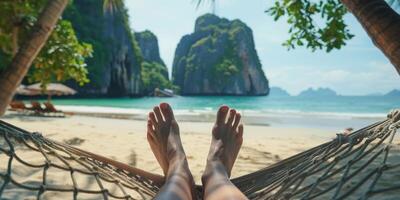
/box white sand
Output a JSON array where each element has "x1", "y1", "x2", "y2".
[{"x1": 1, "y1": 114, "x2": 332, "y2": 183}]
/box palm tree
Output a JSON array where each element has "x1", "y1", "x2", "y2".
[
  {"x1": 0, "y1": 0, "x2": 123, "y2": 115},
  {"x1": 0, "y1": 0, "x2": 68, "y2": 115},
  {"x1": 340, "y1": 0, "x2": 400, "y2": 75}
]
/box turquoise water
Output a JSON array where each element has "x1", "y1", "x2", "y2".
[{"x1": 49, "y1": 96, "x2": 399, "y2": 115}]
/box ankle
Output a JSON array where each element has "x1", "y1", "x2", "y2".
[
  {"x1": 166, "y1": 153, "x2": 190, "y2": 175},
  {"x1": 201, "y1": 160, "x2": 229, "y2": 185},
  {"x1": 168, "y1": 151, "x2": 186, "y2": 165},
  {"x1": 166, "y1": 156, "x2": 195, "y2": 190}
]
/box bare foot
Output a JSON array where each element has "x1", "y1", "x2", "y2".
[
  {"x1": 147, "y1": 103, "x2": 186, "y2": 176},
  {"x1": 204, "y1": 105, "x2": 243, "y2": 178},
  {"x1": 147, "y1": 103, "x2": 196, "y2": 199},
  {"x1": 201, "y1": 106, "x2": 247, "y2": 200}
]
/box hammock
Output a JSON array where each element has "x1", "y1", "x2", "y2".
[{"x1": 0, "y1": 110, "x2": 399, "y2": 199}]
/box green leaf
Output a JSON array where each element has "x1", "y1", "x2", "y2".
[{"x1": 265, "y1": 0, "x2": 353, "y2": 52}]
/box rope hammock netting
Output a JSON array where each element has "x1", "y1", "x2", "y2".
[{"x1": 0, "y1": 110, "x2": 399, "y2": 199}]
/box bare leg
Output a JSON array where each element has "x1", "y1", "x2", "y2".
[
  {"x1": 147, "y1": 103, "x2": 196, "y2": 200},
  {"x1": 202, "y1": 106, "x2": 248, "y2": 200}
]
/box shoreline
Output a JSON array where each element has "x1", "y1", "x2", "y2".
[{"x1": 53, "y1": 105, "x2": 388, "y2": 131}]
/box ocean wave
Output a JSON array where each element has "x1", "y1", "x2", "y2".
[{"x1": 56, "y1": 105, "x2": 387, "y2": 119}]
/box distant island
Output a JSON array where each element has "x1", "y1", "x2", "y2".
[
  {"x1": 271, "y1": 87, "x2": 400, "y2": 97},
  {"x1": 269, "y1": 87, "x2": 291, "y2": 97},
  {"x1": 384, "y1": 89, "x2": 400, "y2": 97},
  {"x1": 297, "y1": 87, "x2": 337, "y2": 97}
]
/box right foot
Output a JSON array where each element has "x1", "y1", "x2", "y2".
[{"x1": 203, "y1": 105, "x2": 243, "y2": 179}]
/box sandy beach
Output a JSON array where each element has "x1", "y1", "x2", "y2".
[{"x1": 1, "y1": 109, "x2": 352, "y2": 183}]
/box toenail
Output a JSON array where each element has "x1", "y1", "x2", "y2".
[{"x1": 160, "y1": 103, "x2": 168, "y2": 108}]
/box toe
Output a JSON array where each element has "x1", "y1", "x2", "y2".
[
  {"x1": 160, "y1": 103, "x2": 175, "y2": 121},
  {"x1": 147, "y1": 131, "x2": 154, "y2": 143},
  {"x1": 233, "y1": 113, "x2": 241, "y2": 130},
  {"x1": 216, "y1": 105, "x2": 229, "y2": 125},
  {"x1": 236, "y1": 124, "x2": 244, "y2": 146},
  {"x1": 149, "y1": 112, "x2": 158, "y2": 126},
  {"x1": 153, "y1": 106, "x2": 164, "y2": 123},
  {"x1": 147, "y1": 119, "x2": 155, "y2": 133},
  {"x1": 147, "y1": 129, "x2": 157, "y2": 148},
  {"x1": 147, "y1": 120, "x2": 156, "y2": 140},
  {"x1": 237, "y1": 124, "x2": 244, "y2": 139},
  {"x1": 226, "y1": 109, "x2": 236, "y2": 126}
]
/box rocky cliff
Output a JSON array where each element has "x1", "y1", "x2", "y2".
[
  {"x1": 172, "y1": 14, "x2": 269, "y2": 95},
  {"x1": 135, "y1": 30, "x2": 168, "y2": 79},
  {"x1": 135, "y1": 30, "x2": 175, "y2": 94},
  {"x1": 63, "y1": 0, "x2": 142, "y2": 97}
]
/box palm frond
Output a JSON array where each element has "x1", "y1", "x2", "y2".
[
  {"x1": 193, "y1": 0, "x2": 205, "y2": 9},
  {"x1": 193, "y1": 0, "x2": 216, "y2": 14},
  {"x1": 103, "y1": 0, "x2": 123, "y2": 13}
]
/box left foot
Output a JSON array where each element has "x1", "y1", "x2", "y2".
[
  {"x1": 147, "y1": 103, "x2": 196, "y2": 199},
  {"x1": 146, "y1": 103, "x2": 187, "y2": 175}
]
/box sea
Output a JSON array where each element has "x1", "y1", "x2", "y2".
[
  {"x1": 45, "y1": 95, "x2": 400, "y2": 131},
  {"x1": 50, "y1": 95, "x2": 399, "y2": 117}
]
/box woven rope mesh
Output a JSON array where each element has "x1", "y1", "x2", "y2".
[
  {"x1": 0, "y1": 109, "x2": 399, "y2": 199},
  {"x1": 232, "y1": 110, "x2": 400, "y2": 200},
  {"x1": 0, "y1": 121, "x2": 160, "y2": 200}
]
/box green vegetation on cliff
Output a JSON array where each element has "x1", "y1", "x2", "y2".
[
  {"x1": 64, "y1": 0, "x2": 143, "y2": 88},
  {"x1": 141, "y1": 61, "x2": 177, "y2": 94},
  {"x1": 63, "y1": 2, "x2": 108, "y2": 87},
  {"x1": 64, "y1": 1, "x2": 172, "y2": 96},
  {"x1": 135, "y1": 30, "x2": 177, "y2": 94},
  {"x1": 186, "y1": 15, "x2": 249, "y2": 85},
  {"x1": 211, "y1": 39, "x2": 241, "y2": 85}
]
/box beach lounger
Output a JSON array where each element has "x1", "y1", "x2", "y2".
[
  {"x1": 27, "y1": 101, "x2": 45, "y2": 114},
  {"x1": 43, "y1": 102, "x2": 65, "y2": 117},
  {"x1": 8, "y1": 101, "x2": 28, "y2": 111}
]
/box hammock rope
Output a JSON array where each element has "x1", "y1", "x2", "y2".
[
  {"x1": 231, "y1": 110, "x2": 400, "y2": 199},
  {"x1": 0, "y1": 110, "x2": 399, "y2": 199},
  {"x1": 0, "y1": 121, "x2": 160, "y2": 199}
]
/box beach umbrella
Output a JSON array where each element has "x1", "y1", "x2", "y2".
[
  {"x1": 15, "y1": 84, "x2": 40, "y2": 96},
  {"x1": 26, "y1": 83, "x2": 77, "y2": 102}
]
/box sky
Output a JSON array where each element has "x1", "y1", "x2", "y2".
[{"x1": 125, "y1": 0, "x2": 400, "y2": 96}]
